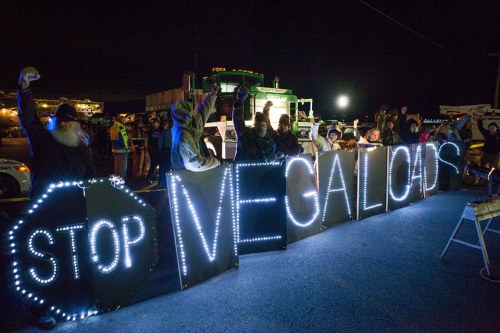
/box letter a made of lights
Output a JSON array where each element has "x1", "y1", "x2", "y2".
[
  {"x1": 321, "y1": 154, "x2": 352, "y2": 222},
  {"x1": 285, "y1": 157, "x2": 320, "y2": 227}
]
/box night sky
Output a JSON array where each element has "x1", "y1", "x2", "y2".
[{"x1": 1, "y1": 0, "x2": 499, "y2": 119}]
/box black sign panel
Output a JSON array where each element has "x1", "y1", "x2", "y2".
[
  {"x1": 317, "y1": 150, "x2": 355, "y2": 227},
  {"x1": 8, "y1": 178, "x2": 158, "y2": 322},
  {"x1": 167, "y1": 165, "x2": 238, "y2": 289},
  {"x1": 85, "y1": 179, "x2": 158, "y2": 311},
  {"x1": 438, "y1": 141, "x2": 466, "y2": 190},
  {"x1": 423, "y1": 142, "x2": 440, "y2": 197},
  {"x1": 387, "y1": 145, "x2": 423, "y2": 210},
  {"x1": 234, "y1": 162, "x2": 287, "y2": 254},
  {"x1": 357, "y1": 146, "x2": 387, "y2": 220},
  {"x1": 285, "y1": 155, "x2": 322, "y2": 243}
]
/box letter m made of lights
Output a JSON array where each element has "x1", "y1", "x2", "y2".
[{"x1": 167, "y1": 164, "x2": 238, "y2": 289}]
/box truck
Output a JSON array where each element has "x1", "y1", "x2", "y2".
[
  {"x1": 145, "y1": 68, "x2": 316, "y2": 159},
  {"x1": 439, "y1": 104, "x2": 500, "y2": 141}
]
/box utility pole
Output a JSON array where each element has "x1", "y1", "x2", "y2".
[{"x1": 490, "y1": 53, "x2": 500, "y2": 109}]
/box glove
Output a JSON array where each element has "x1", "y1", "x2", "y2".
[
  {"x1": 19, "y1": 67, "x2": 41, "y2": 89},
  {"x1": 236, "y1": 86, "x2": 250, "y2": 103}
]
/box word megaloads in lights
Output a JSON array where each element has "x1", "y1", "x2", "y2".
[
  {"x1": 8, "y1": 178, "x2": 158, "y2": 322},
  {"x1": 7, "y1": 142, "x2": 462, "y2": 322}
]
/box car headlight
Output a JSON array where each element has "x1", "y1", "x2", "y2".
[{"x1": 16, "y1": 165, "x2": 30, "y2": 173}]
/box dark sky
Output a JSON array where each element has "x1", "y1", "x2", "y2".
[{"x1": 1, "y1": 0, "x2": 500, "y2": 119}]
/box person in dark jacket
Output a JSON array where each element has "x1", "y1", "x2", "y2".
[
  {"x1": 399, "y1": 107, "x2": 421, "y2": 144},
  {"x1": 157, "y1": 119, "x2": 172, "y2": 187},
  {"x1": 17, "y1": 67, "x2": 96, "y2": 329},
  {"x1": 381, "y1": 119, "x2": 401, "y2": 146},
  {"x1": 274, "y1": 114, "x2": 302, "y2": 157},
  {"x1": 233, "y1": 86, "x2": 283, "y2": 162},
  {"x1": 478, "y1": 116, "x2": 500, "y2": 169},
  {"x1": 146, "y1": 118, "x2": 161, "y2": 183},
  {"x1": 17, "y1": 67, "x2": 96, "y2": 199}
]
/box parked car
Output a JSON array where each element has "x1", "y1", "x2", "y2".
[{"x1": 0, "y1": 158, "x2": 30, "y2": 198}]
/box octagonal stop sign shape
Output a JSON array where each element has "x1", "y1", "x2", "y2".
[{"x1": 8, "y1": 178, "x2": 158, "y2": 322}]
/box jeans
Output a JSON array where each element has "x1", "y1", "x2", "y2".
[{"x1": 113, "y1": 153, "x2": 129, "y2": 179}]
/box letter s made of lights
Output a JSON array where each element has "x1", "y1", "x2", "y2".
[
  {"x1": 28, "y1": 229, "x2": 59, "y2": 285},
  {"x1": 438, "y1": 142, "x2": 460, "y2": 174}
]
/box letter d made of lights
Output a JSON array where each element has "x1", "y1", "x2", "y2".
[{"x1": 7, "y1": 178, "x2": 158, "y2": 322}]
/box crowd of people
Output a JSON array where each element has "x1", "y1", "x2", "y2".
[{"x1": 11, "y1": 66, "x2": 500, "y2": 330}]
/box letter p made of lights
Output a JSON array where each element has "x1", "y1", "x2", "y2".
[{"x1": 7, "y1": 178, "x2": 158, "y2": 322}]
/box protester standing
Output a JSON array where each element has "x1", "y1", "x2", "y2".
[
  {"x1": 110, "y1": 116, "x2": 131, "y2": 179},
  {"x1": 157, "y1": 119, "x2": 172, "y2": 187}
]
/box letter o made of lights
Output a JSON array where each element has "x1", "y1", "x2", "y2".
[
  {"x1": 388, "y1": 146, "x2": 411, "y2": 202},
  {"x1": 285, "y1": 157, "x2": 320, "y2": 227},
  {"x1": 90, "y1": 220, "x2": 120, "y2": 274}
]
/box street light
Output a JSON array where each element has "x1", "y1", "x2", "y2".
[
  {"x1": 336, "y1": 95, "x2": 349, "y2": 109},
  {"x1": 336, "y1": 95, "x2": 349, "y2": 121}
]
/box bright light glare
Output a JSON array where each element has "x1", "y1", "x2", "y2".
[{"x1": 336, "y1": 95, "x2": 349, "y2": 109}]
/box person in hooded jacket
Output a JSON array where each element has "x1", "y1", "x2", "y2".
[
  {"x1": 310, "y1": 122, "x2": 342, "y2": 153},
  {"x1": 171, "y1": 85, "x2": 220, "y2": 171},
  {"x1": 232, "y1": 86, "x2": 283, "y2": 162}
]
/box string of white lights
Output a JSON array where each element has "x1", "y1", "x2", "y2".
[
  {"x1": 321, "y1": 154, "x2": 352, "y2": 222},
  {"x1": 424, "y1": 143, "x2": 439, "y2": 191},
  {"x1": 388, "y1": 146, "x2": 411, "y2": 202}
]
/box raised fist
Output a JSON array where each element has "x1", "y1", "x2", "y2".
[
  {"x1": 353, "y1": 119, "x2": 359, "y2": 127},
  {"x1": 401, "y1": 106, "x2": 407, "y2": 115},
  {"x1": 209, "y1": 84, "x2": 219, "y2": 95},
  {"x1": 236, "y1": 86, "x2": 250, "y2": 103},
  {"x1": 19, "y1": 67, "x2": 41, "y2": 89}
]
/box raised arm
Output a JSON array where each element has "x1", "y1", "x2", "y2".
[
  {"x1": 232, "y1": 86, "x2": 250, "y2": 138},
  {"x1": 195, "y1": 85, "x2": 218, "y2": 125},
  {"x1": 17, "y1": 67, "x2": 46, "y2": 151}
]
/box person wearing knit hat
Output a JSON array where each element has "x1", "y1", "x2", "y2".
[
  {"x1": 16, "y1": 66, "x2": 96, "y2": 329},
  {"x1": 274, "y1": 114, "x2": 302, "y2": 157},
  {"x1": 310, "y1": 119, "x2": 343, "y2": 153},
  {"x1": 170, "y1": 85, "x2": 220, "y2": 171},
  {"x1": 232, "y1": 87, "x2": 283, "y2": 162}
]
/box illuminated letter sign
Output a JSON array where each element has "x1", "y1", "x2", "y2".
[
  {"x1": 235, "y1": 162, "x2": 287, "y2": 254},
  {"x1": 8, "y1": 178, "x2": 158, "y2": 321},
  {"x1": 317, "y1": 150, "x2": 355, "y2": 227},
  {"x1": 285, "y1": 156, "x2": 321, "y2": 243},
  {"x1": 357, "y1": 147, "x2": 387, "y2": 220},
  {"x1": 167, "y1": 165, "x2": 238, "y2": 289},
  {"x1": 438, "y1": 141, "x2": 465, "y2": 190},
  {"x1": 424, "y1": 142, "x2": 439, "y2": 197},
  {"x1": 388, "y1": 146, "x2": 411, "y2": 209}
]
